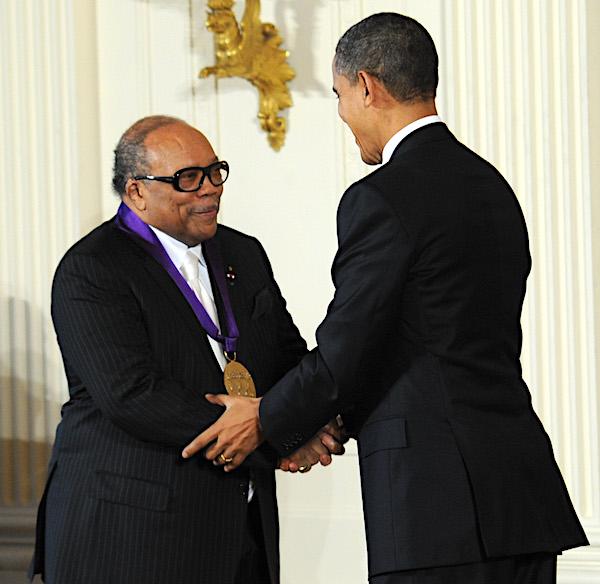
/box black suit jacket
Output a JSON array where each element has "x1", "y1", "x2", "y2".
[
  {"x1": 260, "y1": 124, "x2": 588, "y2": 577},
  {"x1": 30, "y1": 219, "x2": 306, "y2": 584}
]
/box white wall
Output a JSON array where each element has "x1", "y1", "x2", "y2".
[{"x1": 1, "y1": 0, "x2": 598, "y2": 581}]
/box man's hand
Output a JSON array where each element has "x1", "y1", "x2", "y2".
[
  {"x1": 279, "y1": 417, "x2": 347, "y2": 473},
  {"x1": 320, "y1": 416, "x2": 348, "y2": 451},
  {"x1": 279, "y1": 435, "x2": 331, "y2": 474},
  {"x1": 181, "y1": 394, "x2": 262, "y2": 471}
]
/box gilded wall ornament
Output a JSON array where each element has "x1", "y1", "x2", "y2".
[{"x1": 200, "y1": 0, "x2": 296, "y2": 151}]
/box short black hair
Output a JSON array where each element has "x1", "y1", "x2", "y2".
[{"x1": 334, "y1": 13, "x2": 438, "y2": 103}]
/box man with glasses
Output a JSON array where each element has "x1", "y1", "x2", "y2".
[{"x1": 29, "y1": 115, "x2": 342, "y2": 584}]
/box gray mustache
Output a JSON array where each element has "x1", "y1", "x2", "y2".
[{"x1": 190, "y1": 203, "x2": 219, "y2": 214}]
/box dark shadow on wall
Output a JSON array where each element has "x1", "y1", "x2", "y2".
[
  {"x1": 1, "y1": 296, "x2": 58, "y2": 507},
  {"x1": 275, "y1": 0, "x2": 328, "y2": 95},
  {"x1": 0, "y1": 436, "x2": 52, "y2": 507},
  {"x1": 0, "y1": 296, "x2": 57, "y2": 579}
]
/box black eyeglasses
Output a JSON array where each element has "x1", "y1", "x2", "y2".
[{"x1": 134, "y1": 160, "x2": 229, "y2": 192}]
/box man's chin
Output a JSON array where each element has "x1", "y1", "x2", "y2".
[
  {"x1": 183, "y1": 223, "x2": 218, "y2": 246},
  {"x1": 200, "y1": 223, "x2": 218, "y2": 242},
  {"x1": 360, "y1": 153, "x2": 382, "y2": 166},
  {"x1": 357, "y1": 144, "x2": 382, "y2": 166}
]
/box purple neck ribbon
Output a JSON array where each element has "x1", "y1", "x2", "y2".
[{"x1": 115, "y1": 202, "x2": 239, "y2": 354}]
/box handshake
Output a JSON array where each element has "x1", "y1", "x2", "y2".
[
  {"x1": 278, "y1": 416, "x2": 347, "y2": 474},
  {"x1": 181, "y1": 394, "x2": 348, "y2": 474}
]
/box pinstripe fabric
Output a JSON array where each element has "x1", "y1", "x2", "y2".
[{"x1": 29, "y1": 219, "x2": 307, "y2": 584}]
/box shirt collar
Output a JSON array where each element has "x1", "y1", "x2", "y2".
[
  {"x1": 148, "y1": 225, "x2": 206, "y2": 269},
  {"x1": 381, "y1": 114, "x2": 443, "y2": 165}
]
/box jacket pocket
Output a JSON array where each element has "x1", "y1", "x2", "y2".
[
  {"x1": 92, "y1": 470, "x2": 170, "y2": 512},
  {"x1": 359, "y1": 417, "x2": 408, "y2": 459}
]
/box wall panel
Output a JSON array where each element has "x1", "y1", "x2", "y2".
[
  {"x1": 0, "y1": 0, "x2": 79, "y2": 507},
  {"x1": 0, "y1": 0, "x2": 598, "y2": 582},
  {"x1": 0, "y1": 1, "x2": 103, "y2": 575}
]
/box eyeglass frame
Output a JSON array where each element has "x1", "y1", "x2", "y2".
[{"x1": 133, "y1": 160, "x2": 229, "y2": 192}]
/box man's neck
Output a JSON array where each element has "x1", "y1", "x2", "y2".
[{"x1": 378, "y1": 101, "x2": 438, "y2": 151}]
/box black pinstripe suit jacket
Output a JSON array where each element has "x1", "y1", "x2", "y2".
[{"x1": 29, "y1": 218, "x2": 306, "y2": 584}]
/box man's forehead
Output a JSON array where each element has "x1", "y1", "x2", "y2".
[
  {"x1": 145, "y1": 124, "x2": 214, "y2": 158},
  {"x1": 146, "y1": 122, "x2": 205, "y2": 145}
]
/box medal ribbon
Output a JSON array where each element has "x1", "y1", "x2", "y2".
[{"x1": 115, "y1": 202, "x2": 239, "y2": 353}]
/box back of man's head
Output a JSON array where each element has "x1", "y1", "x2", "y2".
[{"x1": 334, "y1": 13, "x2": 438, "y2": 104}]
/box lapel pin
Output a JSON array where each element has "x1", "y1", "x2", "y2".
[{"x1": 226, "y1": 265, "x2": 236, "y2": 286}]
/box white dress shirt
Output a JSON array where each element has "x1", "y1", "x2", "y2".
[
  {"x1": 149, "y1": 226, "x2": 226, "y2": 369},
  {"x1": 149, "y1": 225, "x2": 255, "y2": 501},
  {"x1": 381, "y1": 114, "x2": 443, "y2": 165}
]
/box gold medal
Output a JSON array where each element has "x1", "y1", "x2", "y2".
[{"x1": 223, "y1": 354, "x2": 256, "y2": 398}]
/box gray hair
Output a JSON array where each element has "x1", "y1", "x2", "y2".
[
  {"x1": 112, "y1": 115, "x2": 184, "y2": 196},
  {"x1": 334, "y1": 13, "x2": 438, "y2": 103}
]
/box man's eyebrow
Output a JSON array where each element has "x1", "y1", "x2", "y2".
[{"x1": 332, "y1": 87, "x2": 338, "y2": 95}]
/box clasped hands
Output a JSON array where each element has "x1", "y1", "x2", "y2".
[
  {"x1": 279, "y1": 417, "x2": 346, "y2": 474},
  {"x1": 182, "y1": 393, "x2": 346, "y2": 474}
]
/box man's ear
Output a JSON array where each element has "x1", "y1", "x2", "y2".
[
  {"x1": 125, "y1": 179, "x2": 147, "y2": 211},
  {"x1": 358, "y1": 70, "x2": 389, "y2": 108},
  {"x1": 357, "y1": 71, "x2": 378, "y2": 106}
]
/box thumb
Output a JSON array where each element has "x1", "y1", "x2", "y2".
[{"x1": 205, "y1": 393, "x2": 229, "y2": 407}]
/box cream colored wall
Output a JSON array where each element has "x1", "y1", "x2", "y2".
[
  {"x1": 1, "y1": 0, "x2": 599, "y2": 581},
  {"x1": 1, "y1": 0, "x2": 81, "y2": 506}
]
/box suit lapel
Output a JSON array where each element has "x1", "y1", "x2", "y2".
[
  {"x1": 204, "y1": 233, "x2": 248, "y2": 343},
  {"x1": 205, "y1": 232, "x2": 257, "y2": 375},
  {"x1": 114, "y1": 221, "x2": 252, "y2": 372},
  {"x1": 111, "y1": 222, "x2": 216, "y2": 346}
]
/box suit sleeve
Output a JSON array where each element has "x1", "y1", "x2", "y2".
[
  {"x1": 52, "y1": 251, "x2": 225, "y2": 447},
  {"x1": 244, "y1": 238, "x2": 308, "y2": 468},
  {"x1": 259, "y1": 182, "x2": 414, "y2": 455}
]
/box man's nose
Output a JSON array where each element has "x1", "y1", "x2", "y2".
[{"x1": 195, "y1": 179, "x2": 221, "y2": 197}]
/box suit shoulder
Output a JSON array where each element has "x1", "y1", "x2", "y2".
[
  {"x1": 61, "y1": 218, "x2": 124, "y2": 257},
  {"x1": 216, "y1": 223, "x2": 259, "y2": 242},
  {"x1": 340, "y1": 169, "x2": 407, "y2": 218},
  {"x1": 349, "y1": 135, "x2": 514, "y2": 206},
  {"x1": 215, "y1": 224, "x2": 265, "y2": 254},
  {"x1": 55, "y1": 218, "x2": 135, "y2": 277}
]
